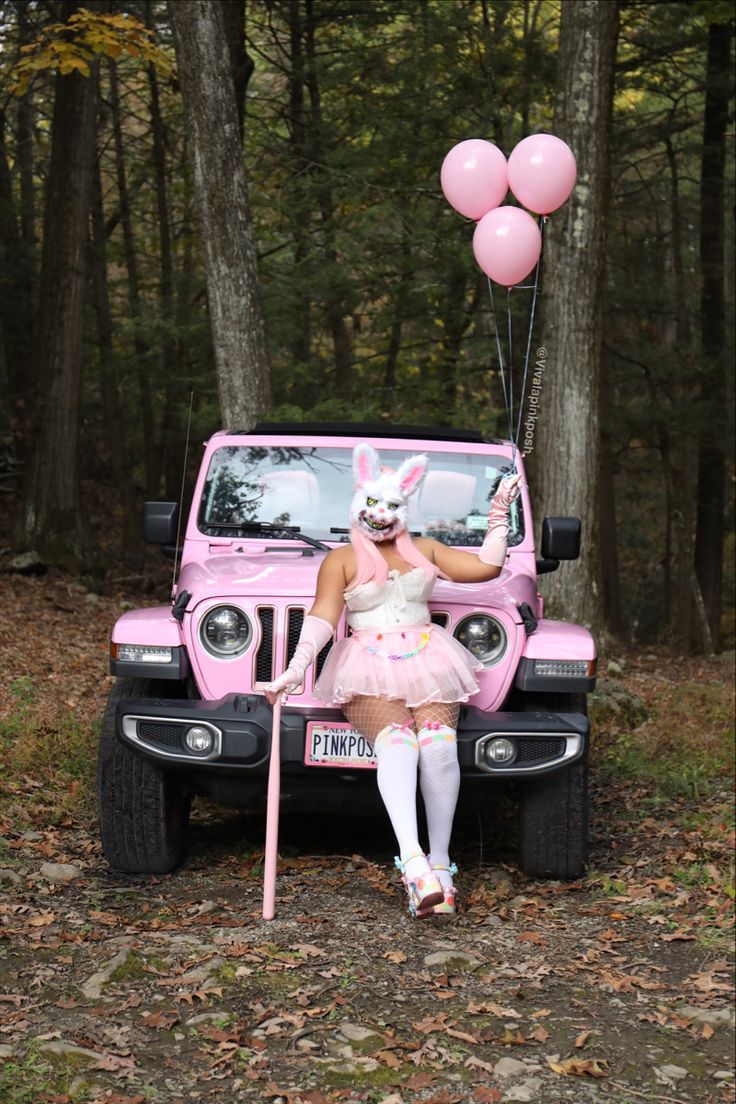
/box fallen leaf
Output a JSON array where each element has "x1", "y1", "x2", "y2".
[
  {"x1": 406, "y1": 1072, "x2": 436, "y2": 1089},
  {"x1": 575, "y1": 1029, "x2": 591, "y2": 1048},
  {"x1": 527, "y1": 1024, "x2": 550, "y2": 1042},
  {"x1": 28, "y1": 913, "x2": 56, "y2": 927},
  {"x1": 472, "y1": 1090, "x2": 502, "y2": 1103},
  {"x1": 374, "y1": 1047, "x2": 403, "y2": 1068},
  {"x1": 143, "y1": 1010, "x2": 181, "y2": 1030},
  {"x1": 384, "y1": 949, "x2": 407, "y2": 964},
  {"x1": 465, "y1": 1054, "x2": 495, "y2": 1074},
  {"x1": 517, "y1": 930, "x2": 546, "y2": 945},
  {"x1": 290, "y1": 943, "x2": 326, "y2": 958},
  {"x1": 548, "y1": 1056, "x2": 609, "y2": 1077},
  {"x1": 701, "y1": 1022, "x2": 715, "y2": 1040}
]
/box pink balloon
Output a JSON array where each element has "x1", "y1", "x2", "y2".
[
  {"x1": 508, "y1": 134, "x2": 577, "y2": 215},
  {"x1": 440, "y1": 139, "x2": 508, "y2": 220},
  {"x1": 472, "y1": 206, "x2": 542, "y2": 287}
]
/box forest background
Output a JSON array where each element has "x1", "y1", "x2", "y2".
[{"x1": 0, "y1": 0, "x2": 733, "y2": 654}]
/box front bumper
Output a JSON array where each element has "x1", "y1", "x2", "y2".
[{"x1": 116, "y1": 693, "x2": 588, "y2": 780}]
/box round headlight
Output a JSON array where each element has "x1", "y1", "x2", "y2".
[
  {"x1": 454, "y1": 614, "x2": 507, "y2": 668},
  {"x1": 200, "y1": 605, "x2": 251, "y2": 658}
]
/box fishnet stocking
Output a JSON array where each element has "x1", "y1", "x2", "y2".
[
  {"x1": 342, "y1": 695, "x2": 414, "y2": 744},
  {"x1": 342, "y1": 697, "x2": 460, "y2": 746}
]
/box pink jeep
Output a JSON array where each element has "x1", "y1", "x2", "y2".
[{"x1": 98, "y1": 425, "x2": 595, "y2": 879}]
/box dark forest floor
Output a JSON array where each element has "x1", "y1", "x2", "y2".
[{"x1": 0, "y1": 569, "x2": 733, "y2": 1104}]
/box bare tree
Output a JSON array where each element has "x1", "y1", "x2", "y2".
[
  {"x1": 531, "y1": 0, "x2": 619, "y2": 635},
  {"x1": 168, "y1": 0, "x2": 271, "y2": 430}
]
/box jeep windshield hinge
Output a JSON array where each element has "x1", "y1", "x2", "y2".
[{"x1": 172, "y1": 590, "x2": 191, "y2": 623}]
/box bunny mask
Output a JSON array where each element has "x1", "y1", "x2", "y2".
[{"x1": 349, "y1": 443, "x2": 428, "y2": 542}]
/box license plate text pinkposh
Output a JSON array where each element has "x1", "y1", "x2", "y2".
[{"x1": 305, "y1": 722, "x2": 377, "y2": 769}]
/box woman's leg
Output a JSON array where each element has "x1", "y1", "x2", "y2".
[
  {"x1": 412, "y1": 701, "x2": 461, "y2": 890},
  {"x1": 343, "y1": 695, "x2": 436, "y2": 891}
]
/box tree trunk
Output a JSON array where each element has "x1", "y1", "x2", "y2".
[
  {"x1": 90, "y1": 156, "x2": 139, "y2": 558},
  {"x1": 598, "y1": 349, "x2": 622, "y2": 636},
  {"x1": 287, "y1": 0, "x2": 312, "y2": 370},
  {"x1": 694, "y1": 22, "x2": 732, "y2": 653},
  {"x1": 303, "y1": 0, "x2": 353, "y2": 388},
  {"x1": 168, "y1": 0, "x2": 271, "y2": 430},
  {"x1": 0, "y1": 109, "x2": 32, "y2": 433},
  {"x1": 15, "y1": 1, "x2": 99, "y2": 563},
  {"x1": 664, "y1": 133, "x2": 698, "y2": 651},
  {"x1": 532, "y1": 0, "x2": 618, "y2": 635},
  {"x1": 220, "y1": 0, "x2": 253, "y2": 140},
  {"x1": 108, "y1": 59, "x2": 157, "y2": 497}
]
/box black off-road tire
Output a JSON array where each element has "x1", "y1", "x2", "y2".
[
  {"x1": 97, "y1": 677, "x2": 191, "y2": 874},
  {"x1": 517, "y1": 692, "x2": 589, "y2": 879}
]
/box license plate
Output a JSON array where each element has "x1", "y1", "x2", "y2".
[{"x1": 305, "y1": 721, "x2": 377, "y2": 769}]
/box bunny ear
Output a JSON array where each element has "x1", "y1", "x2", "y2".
[
  {"x1": 353, "y1": 442, "x2": 380, "y2": 485},
  {"x1": 395, "y1": 453, "x2": 428, "y2": 496}
]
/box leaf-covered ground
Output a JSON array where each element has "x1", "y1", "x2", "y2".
[{"x1": 0, "y1": 570, "x2": 734, "y2": 1104}]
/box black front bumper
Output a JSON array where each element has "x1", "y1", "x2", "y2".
[{"x1": 116, "y1": 693, "x2": 588, "y2": 784}]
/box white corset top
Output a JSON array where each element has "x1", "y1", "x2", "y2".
[{"x1": 344, "y1": 567, "x2": 435, "y2": 631}]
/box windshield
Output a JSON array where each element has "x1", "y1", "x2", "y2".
[{"x1": 198, "y1": 445, "x2": 524, "y2": 547}]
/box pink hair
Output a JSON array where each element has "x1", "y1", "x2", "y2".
[{"x1": 348, "y1": 526, "x2": 437, "y2": 589}]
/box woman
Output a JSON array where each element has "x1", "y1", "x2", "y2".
[{"x1": 265, "y1": 443, "x2": 520, "y2": 917}]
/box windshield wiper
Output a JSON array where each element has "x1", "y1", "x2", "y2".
[{"x1": 205, "y1": 522, "x2": 330, "y2": 552}]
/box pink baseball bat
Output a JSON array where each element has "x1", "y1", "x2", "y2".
[{"x1": 262, "y1": 691, "x2": 283, "y2": 921}]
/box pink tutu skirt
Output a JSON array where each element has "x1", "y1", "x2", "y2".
[{"x1": 313, "y1": 623, "x2": 482, "y2": 708}]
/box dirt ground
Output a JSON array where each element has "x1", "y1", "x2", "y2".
[{"x1": 0, "y1": 570, "x2": 734, "y2": 1104}]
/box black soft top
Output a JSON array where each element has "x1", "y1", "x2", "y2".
[{"x1": 245, "y1": 421, "x2": 503, "y2": 444}]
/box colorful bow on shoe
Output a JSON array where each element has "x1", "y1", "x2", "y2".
[{"x1": 394, "y1": 854, "x2": 444, "y2": 918}]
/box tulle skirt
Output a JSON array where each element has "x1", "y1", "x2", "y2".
[{"x1": 313, "y1": 623, "x2": 482, "y2": 708}]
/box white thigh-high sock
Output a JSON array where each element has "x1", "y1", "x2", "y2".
[
  {"x1": 374, "y1": 723, "x2": 425, "y2": 882},
  {"x1": 418, "y1": 725, "x2": 460, "y2": 889}
]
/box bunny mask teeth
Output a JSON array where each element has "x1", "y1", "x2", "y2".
[{"x1": 358, "y1": 510, "x2": 402, "y2": 539}]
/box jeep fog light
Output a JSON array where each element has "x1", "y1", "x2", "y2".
[
  {"x1": 533, "y1": 659, "x2": 593, "y2": 678},
  {"x1": 484, "y1": 737, "x2": 516, "y2": 764},
  {"x1": 185, "y1": 726, "x2": 214, "y2": 753},
  {"x1": 200, "y1": 605, "x2": 251, "y2": 658},
  {"x1": 454, "y1": 615, "x2": 507, "y2": 667},
  {"x1": 115, "y1": 643, "x2": 173, "y2": 664}
]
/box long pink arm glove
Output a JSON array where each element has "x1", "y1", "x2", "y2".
[
  {"x1": 264, "y1": 615, "x2": 334, "y2": 703},
  {"x1": 479, "y1": 473, "x2": 522, "y2": 567}
]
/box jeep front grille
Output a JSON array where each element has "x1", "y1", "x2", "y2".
[
  {"x1": 315, "y1": 637, "x2": 333, "y2": 677},
  {"x1": 286, "y1": 607, "x2": 305, "y2": 665},
  {"x1": 255, "y1": 607, "x2": 275, "y2": 682},
  {"x1": 138, "y1": 721, "x2": 185, "y2": 750},
  {"x1": 516, "y1": 737, "x2": 566, "y2": 764}
]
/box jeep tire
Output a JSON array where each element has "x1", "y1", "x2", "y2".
[
  {"x1": 517, "y1": 692, "x2": 588, "y2": 879},
  {"x1": 98, "y1": 677, "x2": 191, "y2": 874}
]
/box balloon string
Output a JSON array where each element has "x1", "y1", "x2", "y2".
[
  {"x1": 513, "y1": 215, "x2": 545, "y2": 450},
  {"x1": 506, "y1": 287, "x2": 516, "y2": 473},
  {"x1": 487, "y1": 277, "x2": 515, "y2": 460}
]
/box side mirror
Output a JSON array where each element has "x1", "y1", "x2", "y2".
[
  {"x1": 144, "y1": 501, "x2": 179, "y2": 545},
  {"x1": 537, "y1": 516, "x2": 581, "y2": 574}
]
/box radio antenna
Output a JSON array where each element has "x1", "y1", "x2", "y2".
[{"x1": 172, "y1": 391, "x2": 194, "y2": 597}]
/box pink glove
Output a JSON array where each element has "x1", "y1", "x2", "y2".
[
  {"x1": 479, "y1": 473, "x2": 522, "y2": 567},
  {"x1": 264, "y1": 615, "x2": 334, "y2": 704}
]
